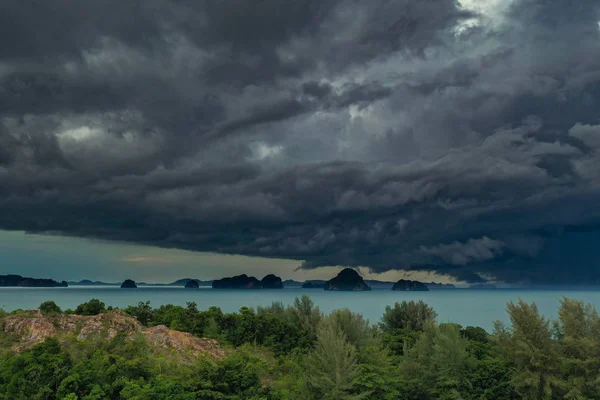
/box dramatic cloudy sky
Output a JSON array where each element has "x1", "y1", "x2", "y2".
[{"x1": 1, "y1": 0, "x2": 600, "y2": 284}]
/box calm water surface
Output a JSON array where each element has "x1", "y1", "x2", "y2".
[{"x1": 1, "y1": 287, "x2": 599, "y2": 331}]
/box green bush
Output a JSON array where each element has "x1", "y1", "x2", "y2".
[
  {"x1": 74, "y1": 298, "x2": 106, "y2": 316},
  {"x1": 39, "y1": 300, "x2": 62, "y2": 315}
]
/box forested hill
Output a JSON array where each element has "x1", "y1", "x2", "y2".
[{"x1": 1, "y1": 296, "x2": 598, "y2": 399}]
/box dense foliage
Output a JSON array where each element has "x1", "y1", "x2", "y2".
[{"x1": 0, "y1": 296, "x2": 599, "y2": 399}]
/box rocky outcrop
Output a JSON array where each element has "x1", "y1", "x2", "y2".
[
  {"x1": 184, "y1": 279, "x2": 200, "y2": 289},
  {"x1": 0, "y1": 274, "x2": 67, "y2": 287},
  {"x1": 324, "y1": 269, "x2": 371, "y2": 291},
  {"x1": 1, "y1": 310, "x2": 224, "y2": 358},
  {"x1": 121, "y1": 279, "x2": 137, "y2": 288},
  {"x1": 212, "y1": 274, "x2": 262, "y2": 289},
  {"x1": 392, "y1": 279, "x2": 429, "y2": 291},
  {"x1": 144, "y1": 325, "x2": 224, "y2": 358},
  {"x1": 261, "y1": 274, "x2": 283, "y2": 289}
]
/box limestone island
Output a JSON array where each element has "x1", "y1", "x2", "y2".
[
  {"x1": 261, "y1": 274, "x2": 283, "y2": 289},
  {"x1": 120, "y1": 279, "x2": 138, "y2": 289},
  {"x1": 392, "y1": 279, "x2": 429, "y2": 291},
  {"x1": 324, "y1": 269, "x2": 371, "y2": 291},
  {"x1": 184, "y1": 279, "x2": 200, "y2": 289},
  {"x1": 0, "y1": 274, "x2": 68, "y2": 287}
]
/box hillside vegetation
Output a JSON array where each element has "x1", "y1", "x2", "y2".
[{"x1": 1, "y1": 296, "x2": 599, "y2": 399}]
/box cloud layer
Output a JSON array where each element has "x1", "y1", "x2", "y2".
[{"x1": 1, "y1": 0, "x2": 600, "y2": 283}]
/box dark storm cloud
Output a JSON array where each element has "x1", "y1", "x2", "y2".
[{"x1": 1, "y1": 0, "x2": 600, "y2": 283}]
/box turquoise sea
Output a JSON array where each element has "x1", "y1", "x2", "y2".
[{"x1": 2, "y1": 287, "x2": 599, "y2": 331}]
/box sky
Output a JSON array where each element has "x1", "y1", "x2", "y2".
[{"x1": 1, "y1": 0, "x2": 600, "y2": 284}]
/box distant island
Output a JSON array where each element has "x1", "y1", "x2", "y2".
[
  {"x1": 57, "y1": 275, "x2": 461, "y2": 290},
  {"x1": 302, "y1": 280, "x2": 326, "y2": 289},
  {"x1": 184, "y1": 280, "x2": 200, "y2": 289},
  {"x1": 212, "y1": 274, "x2": 284, "y2": 289},
  {"x1": 469, "y1": 283, "x2": 497, "y2": 290},
  {"x1": 68, "y1": 279, "x2": 119, "y2": 286},
  {"x1": 121, "y1": 279, "x2": 137, "y2": 289},
  {"x1": 392, "y1": 279, "x2": 429, "y2": 291},
  {"x1": 261, "y1": 274, "x2": 283, "y2": 289},
  {"x1": 282, "y1": 279, "x2": 303, "y2": 287},
  {"x1": 324, "y1": 269, "x2": 371, "y2": 291},
  {"x1": 425, "y1": 282, "x2": 456, "y2": 290},
  {"x1": 0, "y1": 274, "x2": 68, "y2": 288}
]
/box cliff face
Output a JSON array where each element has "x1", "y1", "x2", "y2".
[
  {"x1": 260, "y1": 274, "x2": 283, "y2": 289},
  {"x1": 324, "y1": 269, "x2": 371, "y2": 291},
  {"x1": 0, "y1": 274, "x2": 68, "y2": 287},
  {"x1": 392, "y1": 279, "x2": 429, "y2": 291},
  {"x1": 212, "y1": 274, "x2": 262, "y2": 289},
  {"x1": 1, "y1": 310, "x2": 224, "y2": 358}
]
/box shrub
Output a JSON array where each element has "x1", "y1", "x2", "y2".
[
  {"x1": 74, "y1": 299, "x2": 106, "y2": 316},
  {"x1": 39, "y1": 301, "x2": 62, "y2": 315}
]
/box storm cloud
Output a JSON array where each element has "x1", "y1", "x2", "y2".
[{"x1": 1, "y1": 0, "x2": 600, "y2": 283}]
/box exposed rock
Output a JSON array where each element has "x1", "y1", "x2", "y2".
[
  {"x1": 261, "y1": 274, "x2": 283, "y2": 289},
  {"x1": 1, "y1": 310, "x2": 223, "y2": 358},
  {"x1": 324, "y1": 269, "x2": 371, "y2": 291},
  {"x1": 392, "y1": 279, "x2": 429, "y2": 291},
  {"x1": 212, "y1": 274, "x2": 262, "y2": 289},
  {"x1": 144, "y1": 325, "x2": 224, "y2": 358},
  {"x1": 184, "y1": 279, "x2": 200, "y2": 289},
  {"x1": 0, "y1": 274, "x2": 67, "y2": 287},
  {"x1": 301, "y1": 280, "x2": 326, "y2": 289},
  {"x1": 121, "y1": 279, "x2": 137, "y2": 288}
]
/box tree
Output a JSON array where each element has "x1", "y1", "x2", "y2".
[
  {"x1": 39, "y1": 300, "x2": 62, "y2": 315},
  {"x1": 380, "y1": 300, "x2": 437, "y2": 333},
  {"x1": 124, "y1": 301, "x2": 153, "y2": 325},
  {"x1": 299, "y1": 316, "x2": 368, "y2": 400},
  {"x1": 504, "y1": 299, "x2": 558, "y2": 400},
  {"x1": 290, "y1": 295, "x2": 322, "y2": 334},
  {"x1": 74, "y1": 298, "x2": 106, "y2": 316},
  {"x1": 401, "y1": 322, "x2": 475, "y2": 399},
  {"x1": 551, "y1": 297, "x2": 600, "y2": 398},
  {"x1": 326, "y1": 308, "x2": 374, "y2": 350},
  {"x1": 0, "y1": 338, "x2": 72, "y2": 399}
]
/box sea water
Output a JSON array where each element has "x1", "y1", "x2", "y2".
[{"x1": 1, "y1": 287, "x2": 599, "y2": 331}]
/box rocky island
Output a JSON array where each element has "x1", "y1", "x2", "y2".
[
  {"x1": 261, "y1": 274, "x2": 283, "y2": 289},
  {"x1": 392, "y1": 279, "x2": 429, "y2": 291},
  {"x1": 120, "y1": 279, "x2": 137, "y2": 289},
  {"x1": 212, "y1": 274, "x2": 285, "y2": 289},
  {"x1": 324, "y1": 269, "x2": 371, "y2": 291},
  {"x1": 184, "y1": 279, "x2": 200, "y2": 289},
  {"x1": 0, "y1": 274, "x2": 68, "y2": 287},
  {"x1": 212, "y1": 274, "x2": 262, "y2": 289}
]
